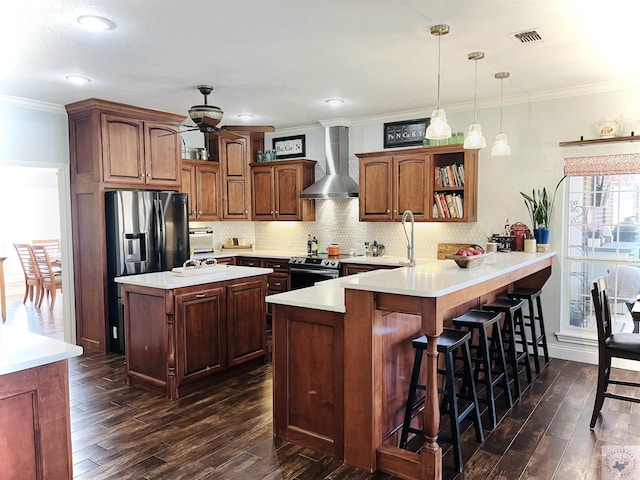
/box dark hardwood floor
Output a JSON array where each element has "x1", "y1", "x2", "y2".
[{"x1": 4, "y1": 292, "x2": 636, "y2": 479}]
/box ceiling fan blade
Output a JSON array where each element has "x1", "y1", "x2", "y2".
[
  {"x1": 159, "y1": 127, "x2": 199, "y2": 137},
  {"x1": 221, "y1": 125, "x2": 275, "y2": 133},
  {"x1": 201, "y1": 116, "x2": 222, "y2": 128}
]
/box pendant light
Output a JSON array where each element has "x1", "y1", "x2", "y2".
[
  {"x1": 463, "y1": 51, "x2": 486, "y2": 149},
  {"x1": 425, "y1": 24, "x2": 452, "y2": 140},
  {"x1": 491, "y1": 72, "x2": 512, "y2": 156}
]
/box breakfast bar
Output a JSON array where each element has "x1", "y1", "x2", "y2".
[{"x1": 268, "y1": 252, "x2": 555, "y2": 479}]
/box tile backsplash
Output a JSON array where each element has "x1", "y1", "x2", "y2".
[{"x1": 192, "y1": 198, "x2": 490, "y2": 258}]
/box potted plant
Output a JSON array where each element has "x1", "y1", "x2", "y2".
[{"x1": 520, "y1": 176, "x2": 566, "y2": 244}]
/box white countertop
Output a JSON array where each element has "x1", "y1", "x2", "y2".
[
  {"x1": 266, "y1": 252, "x2": 556, "y2": 312},
  {"x1": 0, "y1": 325, "x2": 83, "y2": 376},
  {"x1": 115, "y1": 265, "x2": 273, "y2": 289}
]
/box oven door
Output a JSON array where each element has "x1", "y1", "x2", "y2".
[{"x1": 289, "y1": 267, "x2": 339, "y2": 290}]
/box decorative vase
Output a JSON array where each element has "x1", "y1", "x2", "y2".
[{"x1": 534, "y1": 228, "x2": 550, "y2": 244}]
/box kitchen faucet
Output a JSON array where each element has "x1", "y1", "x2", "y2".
[{"x1": 401, "y1": 210, "x2": 416, "y2": 266}]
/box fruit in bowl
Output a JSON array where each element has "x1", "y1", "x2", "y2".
[
  {"x1": 446, "y1": 245, "x2": 489, "y2": 268},
  {"x1": 454, "y1": 245, "x2": 485, "y2": 257}
]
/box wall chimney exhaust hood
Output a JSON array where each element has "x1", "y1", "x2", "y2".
[{"x1": 300, "y1": 121, "x2": 359, "y2": 199}]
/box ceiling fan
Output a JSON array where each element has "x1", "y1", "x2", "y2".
[{"x1": 178, "y1": 84, "x2": 275, "y2": 136}]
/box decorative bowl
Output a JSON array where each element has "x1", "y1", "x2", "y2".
[
  {"x1": 595, "y1": 122, "x2": 623, "y2": 139},
  {"x1": 445, "y1": 252, "x2": 493, "y2": 268}
]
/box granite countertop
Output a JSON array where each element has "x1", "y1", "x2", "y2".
[
  {"x1": 0, "y1": 325, "x2": 83, "y2": 375},
  {"x1": 266, "y1": 252, "x2": 556, "y2": 312},
  {"x1": 115, "y1": 265, "x2": 273, "y2": 289}
]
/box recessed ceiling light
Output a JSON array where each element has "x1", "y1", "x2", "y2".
[
  {"x1": 325, "y1": 98, "x2": 345, "y2": 106},
  {"x1": 77, "y1": 15, "x2": 116, "y2": 31},
  {"x1": 65, "y1": 74, "x2": 91, "y2": 85},
  {"x1": 237, "y1": 113, "x2": 255, "y2": 120}
]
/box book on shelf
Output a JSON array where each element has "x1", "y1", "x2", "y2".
[
  {"x1": 433, "y1": 192, "x2": 464, "y2": 218},
  {"x1": 434, "y1": 164, "x2": 465, "y2": 188}
]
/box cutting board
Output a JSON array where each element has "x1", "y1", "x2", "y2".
[{"x1": 437, "y1": 243, "x2": 476, "y2": 260}]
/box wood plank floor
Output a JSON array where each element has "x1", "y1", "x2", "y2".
[{"x1": 4, "y1": 293, "x2": 638, "y2": 479}]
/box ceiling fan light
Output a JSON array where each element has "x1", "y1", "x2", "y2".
[
  {"x1": 463, "y1": 123, "x2": 486, "y2": 149},
  {"x1": 189, "y1": 105, "x2": 223, "y2": 126},
  {"x1": 491, "y1": 133, "x2": 512, "y2": 156},
  {"x1": 425, "y1": 108, "x2": 451, "y2": 140}
]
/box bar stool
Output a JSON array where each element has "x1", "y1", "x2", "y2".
[
  {"x1": 482, "y1": 297, "x2": 533, "y2": 400},
  {"x1": 399, "y1": 328, "x2": 484, "y2": 473},
  {"x1": 508, "y1": 288, "x2": 550, "y2": 373},
  {"x1": 453, "y1": 309, "x2": 513, "y2": 429}
]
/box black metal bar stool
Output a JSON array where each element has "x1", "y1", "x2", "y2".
[
  {"x1": 508, "y1": 287, "x2": 550, "y2": 373},
  {"x1": 399, "y1": 328, "x2": 484, "y2": 473},
  {"x1": 482, "y1": 297, "x2": 533, "y2": 400},
  {"x1": 453, "y1": 309, "x2": 513, "y2": 429}
]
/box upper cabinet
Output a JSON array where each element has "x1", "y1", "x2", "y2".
[
  {"x1": 356, "y1": 145, "x2": 478, "y2": 222},
  {"x1": 181, "y1": 160, "x2": 221, "y2": 221},
  {"x1": 250, "y1": 159, "x2": 316, "y2": 221},
  {"x1": 206, "y1": 132, "x2": 264, "y2": 221},
  {"x1": 66, "y1": 99, "x2": 184, "y2": 188}
]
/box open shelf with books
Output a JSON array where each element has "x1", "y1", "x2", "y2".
[{"x1": 431, "y1": 149, "x2": 478, "y2": 222}]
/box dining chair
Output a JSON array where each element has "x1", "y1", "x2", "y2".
[
  {"x1": 13, "y1": 243, "x2": 41, "y2": 304},
  {"x1": 29, "y1": 244, "x2": 63, "y2": 310},
  {"x1": 31, "y1": 239, "x2": 61, "y2": 269},
  {"x1": 590, "y1": 276, "x2": 640, "y2": 429}
]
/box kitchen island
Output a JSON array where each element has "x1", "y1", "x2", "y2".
[
  {"x1": 0, "y1": 325, "x2": 83, "y2": 478},
  {"x1": 267, "y1": 252, "x2": 555, "y2": 479},
  {"x1": 116, "y1": 264, "x2": 272, "y2": 399}
]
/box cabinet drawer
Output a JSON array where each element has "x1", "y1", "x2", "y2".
[
  {"x1": 264, "y1": 258, "x2": 290, "y2": 272},
  {"x1": 235, "y1": 257, "x2": 263, "y2": 267},
  {"x1": 268, "y1": 273, "x2": 289, "y2": 292}
]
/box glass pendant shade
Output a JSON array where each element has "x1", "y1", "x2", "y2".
[
  {"x1": 464, "y1": 123, "x2": 486, "y2": 148},
  {"x1": 426, "y1": 108, "x2": 452, "y2": 139},
  {"x1": 464, "y1": 51, "x2": 486, "y2": 150},
  {"x1": 425, "y1": 25, "x2": 451, "y2": 140},
  {"x1": 491, "y1": 133, "x2": 511, "y2": 155},
  {"x1": 491, "y1": 71, "x2": 511, "y2": 157}
]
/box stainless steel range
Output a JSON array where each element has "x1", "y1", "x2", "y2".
[{"x1": 288, "y1": 254, "x2": 344, "y2": 290}]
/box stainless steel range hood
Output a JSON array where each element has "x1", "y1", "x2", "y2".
[{"x1": 300, "y1": 124, "x2": 359, "y2": 198}]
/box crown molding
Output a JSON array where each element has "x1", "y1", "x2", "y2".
[{"x1": 0, "y1": 95, "x2": 67, "y2": 114}]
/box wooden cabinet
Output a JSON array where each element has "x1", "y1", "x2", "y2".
[
  {"x1": 181, "y1": 160, "x2": 221, "y2": 221},
  {"x1": 356, "y1": 145, "x2": 478, "y2": 222},
  {"x1": 65, "y1": 98, "x2": 185, "y2": 352},
  {"x1": 235, "y1": 256, "x2": 290, "y2": 323},
  {"x1": 122, "y1": 274, "x2": 268, "y2": 399},
  {"x1": 206, "y1": 132, "x2": 265, "y2": 220},
  {"x1": 341, "y1": 263, "x2": 399, "y2": 276},
  {"x1": 357, "y1": 151, "x2": 429, "y2": 221},
  {"x1": 250, "y1": 159, "x2": 316, "y2": 221}
]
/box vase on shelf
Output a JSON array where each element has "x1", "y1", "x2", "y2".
[{"x1": 534, "y1": 228, "x2": 550, "y2": 245}]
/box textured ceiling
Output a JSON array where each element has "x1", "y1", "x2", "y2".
[{"x1": 1, "y1": 0, "x2": 639, "y2": 128}]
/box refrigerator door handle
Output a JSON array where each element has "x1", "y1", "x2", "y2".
[
  {"x1": 117, "y1": 193, "x2": 127, "y2": 275},
  {"x1": 154, "y1": 197, "x2": 166, "y2": 264}
]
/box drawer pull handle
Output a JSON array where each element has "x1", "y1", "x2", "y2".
[{"x1": 195, "y1": 294, "x2": 207, "y2": 298}]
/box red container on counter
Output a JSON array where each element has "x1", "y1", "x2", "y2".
[{"x1": 510, "y1": 222, "x2": 531, "y2": 251}]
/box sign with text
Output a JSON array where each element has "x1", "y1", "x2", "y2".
[{"x1": 383, "y1": 118, "x2": 430, "y2": 148}]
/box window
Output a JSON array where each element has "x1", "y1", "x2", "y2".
[{"x1": 563, "y1": 154, "x2": 640, "y2": 335}]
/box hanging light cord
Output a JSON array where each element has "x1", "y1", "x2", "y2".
[
  {"x1": 499, "y1": 77, "x2": 504, "y2": 133},
  {"x1": 472, "y1": 58, "x2": 478, "y2": 123},
  {"x1": 436, "y1": 32, "x2": 442, "y2": 109}
]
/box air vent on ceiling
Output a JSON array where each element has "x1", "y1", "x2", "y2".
[{"x1": 511, "y1": 29, "x2": 545, "y2": 45}]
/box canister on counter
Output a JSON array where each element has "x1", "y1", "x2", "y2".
[{"x1": 510, "y1": 222, "x2": 531, "y2": 251}]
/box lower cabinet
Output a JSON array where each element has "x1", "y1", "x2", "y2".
[
  {"x1": 122, "y1": 275, "x2": 267, "y2": 399},
  {"x1": 341, "y1": 263, "x2": 399, "y2": 276}
]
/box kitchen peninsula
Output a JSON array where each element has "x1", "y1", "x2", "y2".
[
  {"x1": 115, "y1": 264, "x2": 272, "y2": 399},
  {"x1": 267, "y1": 251, "x2": 555, "y2": 480}
]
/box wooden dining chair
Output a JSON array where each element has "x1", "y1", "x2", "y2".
[
  {"x1": 13, "y1": 243, "x2": 41, "y2": 304},
  {"x1": 590, "y1": 276, "x2": 640, "y2": 429},
  {"x1": 29, "y1": 244, "x2": 63, "y2": 310}
]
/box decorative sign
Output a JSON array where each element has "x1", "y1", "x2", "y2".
[
  {"x1": 383, "y1": 118, "x2": 430, "y2": 148},
  {"x1": 273, "y1": 134, "x2": 306, "y2": 159}
]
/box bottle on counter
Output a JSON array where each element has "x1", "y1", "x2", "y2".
[
  {"x1": 307, "y1": 234, "x2": 312, "y2": 255},
  {"x1": 365, "y1": 242, "x2": 371, "y2": 257},
  {"x1": 372, "y1": 240, "x2": 378, "y2": 257},
  {"x1": 311, "y1": 236, "x2": 318, "y2": 255}
]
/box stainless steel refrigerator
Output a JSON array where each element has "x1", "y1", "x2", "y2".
[{"x1": 105, "y1": 190, "x2": 190, "y2": 353}]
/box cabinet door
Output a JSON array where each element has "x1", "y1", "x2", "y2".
[
  {"x1": 196, "y1": 163, "x2": 221, "y2": 221},
  {"x1": 101, "y1": 114, "x2": 145, "y2": 185},
  {"x1": 227, "y1": 279, "x2": 267, "y2": 367},
  {"x1": 175, "y1": 287, "x2": 227, "y2": 383},
  {"x1": 393, "y1": 153, "x2": 430, "y2": 221},
  {"x1": 274, "y1": 164, "x2": 301, "y2": 220},
  {"x1": 144, "y1": 122, "x2": 181, "y2": 187},
  {"x1": 221, "y1": 136, "x2": 250, "y2": 219},
  {"x1": 359, "y1": 157, "x2": 393, "y2": 221},
  {"x1": 251, "y1": 165, "x2": 275, "y2": 220},
  {"x1": 181, "y1": 162, "x2": 197, "y2": 220}
]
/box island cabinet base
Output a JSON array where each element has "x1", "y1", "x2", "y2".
[
  {"x1": 0, "y1": 360, "x2": 73, "y2": 479},
  {"x1": 272, "y1": 304, "x2": 345, "y2": 458},
  {"x1": 122, "y1": 275, "x2": 267, "y2": 400}
]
